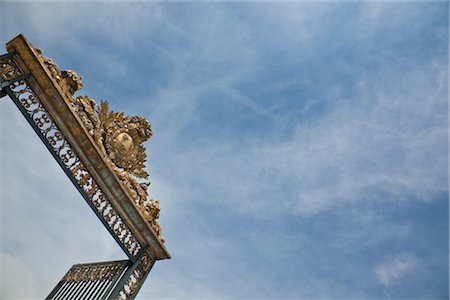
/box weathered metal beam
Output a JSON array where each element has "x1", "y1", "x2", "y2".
[
  {"x1": 1, "y1": 33, "x2": 170, "y2": 300},
  {"x1": 1, "y1": 34, "x2": 170, "y2": 260}
]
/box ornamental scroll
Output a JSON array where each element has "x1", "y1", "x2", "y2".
[
  {"x1": 62, "y1": 261, "x2": 128, "y2": 282},
  {"x1": 35, "y1": 48, "x2": 164, "y2": 242}
]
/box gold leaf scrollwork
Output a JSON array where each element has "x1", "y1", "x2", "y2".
[
  {"x1": 34, "y1": 47, "x2": 165, "y2": 243},
  {"x1": 0, "y1": 57, "x2": 22, "y2": 81},
  {"x1": 62, "y1": 261, "x2": 126, "y2": 282}
]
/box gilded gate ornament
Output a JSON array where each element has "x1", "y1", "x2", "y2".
[
  {"x1": 63, "y1": 261, "x2": 127, "y2": 282},
  {"x1": 2, "y1": 34, "x2": 170, "y2": 300},
  {"x1": 35, "y1": 47, "x2": 164, "y2": 242}
]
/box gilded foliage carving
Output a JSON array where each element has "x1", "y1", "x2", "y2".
[
  {"x1": 0, "y1": 56, "x2": 23, "y2": 81},
  {"x1": 35, "y1": 48, "x2": 164, "y2": 242}
]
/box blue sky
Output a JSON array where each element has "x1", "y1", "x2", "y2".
[{"x1": 0, "y1": 2, "x2": 448, "y2": 299}]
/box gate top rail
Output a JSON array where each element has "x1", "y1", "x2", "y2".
[
  {"x1": 2, "y1": 34, "x2": 170, "y2": 260},
  {"x1": 46, "y1": 260, "x2": 131, "y2": 300}
]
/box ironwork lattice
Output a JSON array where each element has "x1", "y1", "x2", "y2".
[
  {"x1": 46, "y1": 261, "x2": 129, "y2": 300},
  {"x1": 0, "y1": 35, "x2": 169, "y2": 300}
]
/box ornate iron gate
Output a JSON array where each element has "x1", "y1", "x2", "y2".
[
  {"x1": 46, "y1": 261, "x2": 129, "y2": 300},
  {"x1": 0, "y1": 35, "x2": 170, "y2": 300}
]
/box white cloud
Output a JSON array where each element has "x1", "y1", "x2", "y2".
[
  {"x1": 148, "y1": 53, "x2": 447, "y2": 218},
  {"x1": 375, "y1": 253, "x2": 420, "y2": 286},
  {"x1": 132, "y1": 2, "x2": 448, "y2": 219}
]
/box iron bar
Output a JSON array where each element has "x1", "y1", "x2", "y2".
[
  {"x1": 51, "y1": 282, "x2": 69, "y2": 300},
  {"x1": 92, "y1": 279, "x2": 110, "y2": 300},
  {"x1": 100, "y1": 262, "x2": 130, "y2": 300},
  {"x1": 45, "y1": 261, "x2": 129, "y2": 300},
  {"x1": 70, "y1": 280, "x2": 89, "y2": 300}
]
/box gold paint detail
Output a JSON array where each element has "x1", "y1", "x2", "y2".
[
  {"x1": 140, "y1": 253, "x2": 152, "y2": 272},
  {"x1": 5, "y1": 58, "x2": 142, "y2": 257},
  {"x1": 63, "y1": 261, "x2": 126, "y2": 282},
  {"x1": 0, "y1": 56, "x2": 23, "y2": 81},
  {"x1": 35, "y1": 48, "x2": 83, "y2": 99},
  {"x1": 35, "y1": 48, "x2": 165, "y2": 243},
  {"x1": 115, "y1": 255, "x2": 152, "y2": 300},
  {"x1": 116, "y1": 269, "x2": 142, "y2": 300}
]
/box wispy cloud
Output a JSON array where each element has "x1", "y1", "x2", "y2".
[
  {"x1": 0, "y1": 2, "x2": 448, "y2": 300},
  {"x1": 375, "y1": 253, "x2": 420, "y2": 286}
]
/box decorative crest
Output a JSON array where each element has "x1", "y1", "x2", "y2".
[{"x1": 35, "y1": 48, "x2": 164, "y2": 242}]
